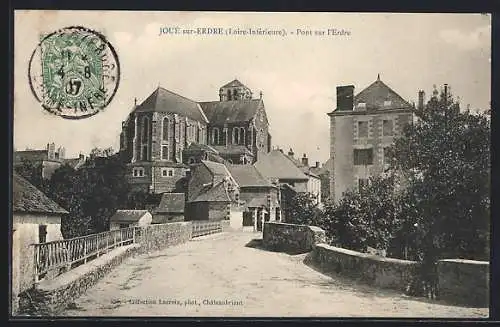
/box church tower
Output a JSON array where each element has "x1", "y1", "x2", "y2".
[{"x1": 219, "y1": 79, "x2": 253, "y2": 101}]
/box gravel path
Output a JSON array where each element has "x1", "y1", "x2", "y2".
[{"x1": 62, "y1": 231, "x2": 488, "y2": 318}]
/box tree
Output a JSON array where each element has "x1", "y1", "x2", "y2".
[
  {"x1": 14, "y1": 159, "x2": 46, "y2": 191},
  {"x1": 284, "y1": 192, "x2": 321, "y2": 226},
  {"x1": 390, "y1": 86, "x2": 490, "y2": 262},
  {"x1": 45, "y1": 147, "x2": 133, "y2": 238},
  {"x1": 321, "y1": 174, "x2": 401, "y2": 252}
]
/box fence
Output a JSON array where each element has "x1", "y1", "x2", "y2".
[
  {"x1": 33, "y1": 227, "x2": 137, "y2": 282},
  {"x1": 191, "y1": 220, "x2": 223, "y2": 237}
]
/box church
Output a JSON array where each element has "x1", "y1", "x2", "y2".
[{"x1": 119, "y1": 79, "x2": 272, "y2": 194}]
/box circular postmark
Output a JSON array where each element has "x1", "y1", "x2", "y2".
[{"x1": 28, "y1": 26, "x2": 120, "y2": 119}]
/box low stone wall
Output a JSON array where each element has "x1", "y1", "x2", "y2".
[
  {"x1": 19, "y1": 244, "x2": 140, "y2": 316},
  {"x1": 310, "y1": 244, "x2": 419, "y2": 293},
  {"x1": 136, "y1": 222, "x2": 193, "y2": 254},
  {"x1": 262, "y1": 222, "x2": 326, "y2": 254},
  {"x1": 437, "y1": 259, "x2": 489, "y2": 307}
]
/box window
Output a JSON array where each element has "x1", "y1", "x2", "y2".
[
  {"x1": 141, "y1": 116, "x2": 150, "y2": 161},
  {"x1": 161, "y1": 168, "x2": 174, "y2": 177},
  {"x1": 384, "y1": 100, "x2": 392, "y2": 107},
  {"x1": 227, "y1": 89, "x2": 232, "y2": 101},
  {"x1": 233, "y1": 128, "x2": 239, "y2": 144},
  {"x1": 240, "y1": 128, "x2": 246, "y2": 145},
  {"x1": 161, "y1": 145, "x2": 169, "y2": 160},
  {"x1": 358, "y1": 178, "x2": 369, "y2": 192},
  {"x1": 38, "y1": 225, "x2": 47, "y2": 243},
  {"x1": 133, "y1": 167, "x2": 144, "y2": 177},
  {"x1": 383, "y1": 147, "x2": 391, "y2": 166},
  {"x1": 383, "y1": 119, "x2": 394, "y2": 136},
  {"x1": 212, "y1": 128, "x2": 220, "y2": 145},
  {"x1": 353, "y1": 148, "x2": 373, "y2": 165},
  {"x1": 162, "y1": 117, "x2": 170, "y2": 141},
  {"x1": 358, "y1": 121, "x2": 368, "y2": 138},
  {"x1": 119, "y1": 223, "x2": 129, "y2": 229},
  {"x1": 357, "y1": 102, "x2": 366, "y2": 110}
]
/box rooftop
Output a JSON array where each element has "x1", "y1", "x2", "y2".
[
  {"x1": 199, "y1": 99, "x2": 263, "y2": 125},
  {"x1": 12, "y1": 172, "x2": 68, "y2": 215},
  {"x1": 226, "y1": 164, "x2": 273, "y2": 188},
  {"x1": 109, "y1": 210, "x2": 151, "y2": 223},
  {"x1": 254, "y1": 150, "x2": 309, "y2": 181},
  {"x1": 153, "y1": 193, "x2": 185, "y2": 213}
]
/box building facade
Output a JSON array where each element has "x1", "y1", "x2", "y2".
[
  {"x1": 119, "y1": 79, "x2": 272, "y2": 194},
  {"x1": 327, "y1": 75, "x2": 413, "y2": 203}
]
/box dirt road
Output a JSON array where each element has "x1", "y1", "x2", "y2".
[{"x1": 62, "y1": 232, "x2": 488, "y2": 318}]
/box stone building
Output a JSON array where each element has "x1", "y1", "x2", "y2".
[
  {"x1": 119, "y1": 87, "x2": 209, "y2": 193},
  {"x1": 327, "y1": 75, "x2": 413, "y2": 203},
  {"x1": 119, "y1": 79, "x2": 272, "y2": 194},
  {"x1": 199, "y1": 79, "x2": 271, "y2": 165},
  {"x1": 11, "y1": 172, "x2": 67, "y2": 315}
]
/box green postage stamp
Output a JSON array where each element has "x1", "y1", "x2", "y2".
[{"x1": 28, "y1": 26, "x2": 120, "y2": 119}]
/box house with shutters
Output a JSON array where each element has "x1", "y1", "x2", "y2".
[
  {"x1": 119, "y1": 79, "x2": 272, "y2": 195},
  {"x1": 327, "y1": 74, "x2": 414, "y2": 203}
]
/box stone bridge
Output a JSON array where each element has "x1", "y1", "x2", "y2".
[{"x1": 57, "y1": 230, "x2": 486, "y2": 318}]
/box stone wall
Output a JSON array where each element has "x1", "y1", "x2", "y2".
[
  {"x1": 19, "y1": 244, "x2": 140, "y2": 316},
  {"x1": 16, "y1": 221, "x2": 200, "y2": 316},
  {"x1": 136, "y1": 222, "x2": 192, "y2": 254},
  {"x1": 262, "y1": 222, "x2": 326, "y2": 254},
  {"x1": 310, "y1": 244, "x2": 419, "y2": 293},
  {"x1": 437, "y1": 259, "x2": 489, "y2": 307}
]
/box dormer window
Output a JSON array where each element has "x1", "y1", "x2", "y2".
[
  {"x1": 384, "y1": 100, "x2": 392, "y2": 107},
  {"x1": 357, "y1": 102, "x2": 366, "y2": 110}
]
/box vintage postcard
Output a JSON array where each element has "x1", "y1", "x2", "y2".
[{"x1": 11, "y1": 11, "x2": 491, "y2": 318}]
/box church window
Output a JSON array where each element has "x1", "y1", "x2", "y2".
[
  {"x1": 233, "y1": 128, "x2": 239, "y2": 145},
  {"x1": 233, "y1": 89, "x2": 238, "y2": 99},
  {"x1": 212, "y1": 128, "x2": 220, "y2": 145},
  {"x1": 239, "y1": 128, "x2": 246, "y2": 145},
  {"x1": 162, "y1": 117, "x2": 170, "y2": 141},
  {"x1": 140, "y1": 116, "x2": 150, "y2": 161},
  {"x1": 227, "y1": 89, "x2": 232, "y2": 101},
  {"x1": 161, "y1": 145, "x2": 169, "y2": 160}
]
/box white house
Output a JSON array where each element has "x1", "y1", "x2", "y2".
[{"x1": 11, "y1": 172, "x2": 68, "y2": 315}]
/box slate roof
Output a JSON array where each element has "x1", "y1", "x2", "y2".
[
  {"x1": 134, "y1": 87, "x2": 209, "y2": 123},
  {"x1": 199, "y1": 99, "x2": 263, "y2": 124},
  {"x1": 254, "y1": 150, "x2": 309, "y2": 181},
  {"x1": 189, "y1": 180, "x2": 232, "y2": 203},
  {"x1": 202, "y1": 160, "x2": 232, "y2": 178},
  {"x1": 154, "y1": 193, "x2": 185, "y2": 213},
  {"x1": 184, "y1": 143, "x2": 219, "y2": 154},
  {"x1": 211, "y1": 145, "x2": 254, "y2": 156},
  {"x1": 109, "y1": 210, "x2": 150, "y2": 222},
  {"x1": 353, "y1": 77, "x2": 412, "y2": 110},
  {"x1": 13, "y1": 150, "x2": 48, "y2": 164},
  {"x1": 12, "y1": 172, "x2": 68, "y2": 215},
  {"x1": 221, "y1": 79, "x2": 247, "y2": 88},
  {"x1": 226, "y1": 164, "x2": 273, "y2": 188}
]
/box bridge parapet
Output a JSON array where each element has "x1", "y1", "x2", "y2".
[{"x1": 262, "y1": 222, "x2": 326, "y2": 254}]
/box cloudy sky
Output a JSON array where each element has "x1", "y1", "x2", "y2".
[{"x1": 14, "y1": 11, "x2": 491, "y2": 163}]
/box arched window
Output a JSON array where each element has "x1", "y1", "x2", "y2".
[
  {"x1": 233, "y1": 127, "x2": 239, "y2": 145},
  {"x1": 227, "y1": 89, "x2": 232, "y2": 101},
  {"x1": 141, "y1": 116, "x2": 150, "y2": 161},
  {"x1": 239, "y1": 128, "x2": 246, "y2": 145},
  {"x1": 233, "y1": 89, "x2": 238, "y2": 99},
  {"x1": 162, "y1": 117, "x2": 170, "y2": 142},
  {"x1": 212, "y1": 127, "x2": 220, "y2": 145}
]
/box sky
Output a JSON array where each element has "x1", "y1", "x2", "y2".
[{"x1": 13, "y1": 11, "x2": 491, "y2": 164}]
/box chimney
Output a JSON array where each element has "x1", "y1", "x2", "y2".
[
  {"x1": 418, "y1": 90, "x2": 425, "y2": 110},
  {"x1": 288, "y1": 148, "x2": 294, "y2": 157},
  {"x1": 444, "y1": 84, "x2": 448, "y2": 103},
  {"x1": 315, "y1": 161, "x2": 320, "y2": 168},
  {"x1": 301, "y1": 153, "x2": 309, "y2": 167},
  {"x1": 336, "y1": 85, "x2": 355, "y2": 111}
]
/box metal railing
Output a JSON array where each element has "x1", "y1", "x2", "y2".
[
  {"x1": 191, "y1": 221, "x2": 223, "y2": 238},
  {"x1": 33, "y1": 227, "x2": 137, "y2": 282}
]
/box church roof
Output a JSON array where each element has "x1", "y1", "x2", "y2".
[
  {"x1": 12, "y1": 172, "x2": 68, "y2": 215},
  {"x1": 353, "y1": 76, "x2": 412, "y2": 110},
  {"x1": 254, "y1": 150, "x2": 309, "y2": 181},
  {"x1": 220, "y1": 79, "x2": 247, "y2": 88},
  {"x1": 134, "y1": 87, "x2": 209, "y2": 123},
  {"x1": 199, "y1": 99, "x2": 263, "y2": 124}
]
